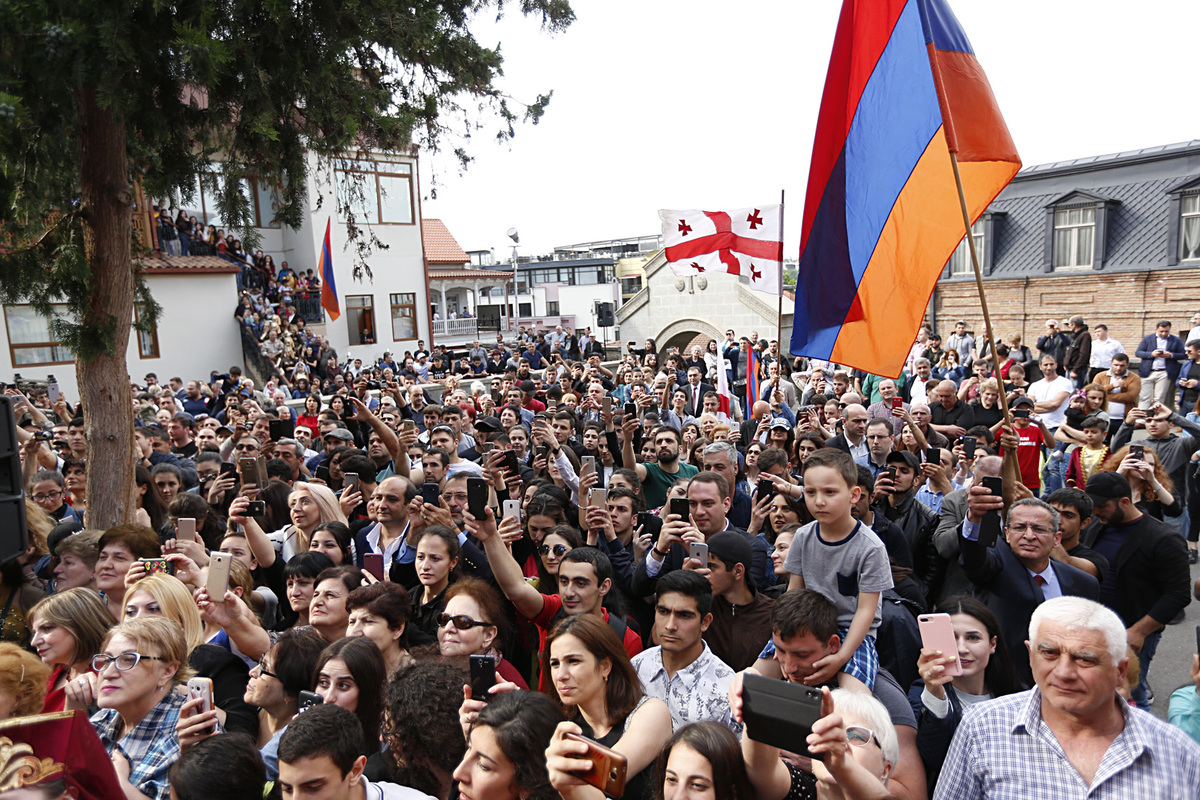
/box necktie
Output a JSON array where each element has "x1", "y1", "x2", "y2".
[{"x1": 1034, "y1": 575, "x2": 1046, "y2": 586}]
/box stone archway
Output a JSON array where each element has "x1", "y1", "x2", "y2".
[{"x1": 655, "y1": 317, "x2": 723, "y2": 353}]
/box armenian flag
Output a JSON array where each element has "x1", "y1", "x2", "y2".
[
  {"x1": 319, "y1": 218, "x2": 340, "y2": 321},
  {"x1": 790, "y1": 0, "x2": 1020, "y2": 378}
]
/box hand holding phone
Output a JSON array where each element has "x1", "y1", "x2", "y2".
[
  {"x1": 562, "y1": 732, "x2": 628, "y2": 798},
  {"x1": 918, "y1": 613, "x2": 963, "y2": 677}
]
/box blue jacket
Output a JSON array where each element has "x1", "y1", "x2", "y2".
[{"x1": 1136, "y1": 332, "x2": 1186, "y2": 380}]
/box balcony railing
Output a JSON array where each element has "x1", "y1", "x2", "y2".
[{"x1": 431, "y1": 318, "x2": 478, "y2": 337}]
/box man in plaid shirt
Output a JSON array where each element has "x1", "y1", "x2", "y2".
[{"x1": 934, "y1": 596, "x2": 1200, "y2": 799}]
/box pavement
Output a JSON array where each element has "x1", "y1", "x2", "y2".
[{"x1": 1144, "y1": 553, "x2": 1199, "y2": 721}]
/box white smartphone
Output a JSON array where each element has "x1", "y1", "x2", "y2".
[
  {"x1": 917, "y1": 613, "x2": 962, "y2": 677},
  {"x1": 688, "y1": 542, "x2": 709, "y2": 568},
  {"x1": 588, "y1": 488, "x2": 607, "y2": 508},
  {"x1": 186, "y1": 677, "x2": 215, "y2": 735},
  {"x1": 176, "y1": 517, "x2": 197, "y2": 543},
  {"x1": 501, "y1": 498, "x2": 522, "y2": 523},
  {"x1": 207, "y1": 551, "x2": 233, "y2": 601},
  {"x1": 581, "y1": 456, "x2": 596, "y2": 475}
]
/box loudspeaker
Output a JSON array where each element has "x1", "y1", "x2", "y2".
[
  {"x1": 0, "y1": 397, "x2": 28, "y2": 564},
  {"x1": 596, "y1": 302, "x2": 615, "y2": 327}
]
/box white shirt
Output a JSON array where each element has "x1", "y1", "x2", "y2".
[
  {"x1": 1027, "y1": 375, "x2": 1073, "y2": 428},
  {"x1": 1089, "y1": 337, "x2": 1124, "y2": 369},
  {"x1": 1189, "y1": 325, "x2": 1200, "y2": 347},
  {"x1": 632, "y1": 643, "x2": 741, "y2": 735},
  {"x1": 1153, "y1": 335, "x2": 1169, "y2": 371}
]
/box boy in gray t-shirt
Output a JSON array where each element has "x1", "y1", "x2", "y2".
[{"x1": 782, "y1": 449, "x2": 893, "y2": 691}]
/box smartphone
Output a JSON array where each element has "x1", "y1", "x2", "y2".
[
  {"x1": 756, "y1": 478, "x2": 776, "y2": 502},
  {"x1": 581, "y1": 455, "x2": 596, "y2": 475},
  {"x1": 890, "y1": 396, "x2": 903, "y2": 411},
  {"x1": 1012, "y1": 408, "x2": 1031, "y2": 418},
  {"x1": 603, "y1": 397, "x2": 612, "y2": 414},
  {"x1": 238, "y1": 456, "x2": 266, "y2": 488},
  {"x1": 637, "y1": 511, "x2": 664, "y2": 543},
  {"x1": 245, "y1": 500, "x2": 266, "y2": 516},
  {"x1": 623, "y1": 402, "x2": 636, "y2": 417},
  {"x1": 926, "y1": 447, "x2": 940, "y2": 465},
  {"x1": 343, "y1": 472, "x2": 361, "y2": 496},
  {"x1": 589, "y1": 488, "x2": 607, "y2": 508},
  {"x1": 501, "y1": 498, "x2": 522, "y2": 523},
  {"x1": 688, "y1": 541, "x2": 709, "y2": 568},
  {"x1": 885, "y1": 465, "x2": 898, "y2": 484},
  {"x1": 219, "y1": 462, "x2": 238, "y2": 479},
  {"x1": 298, "y1": 690, "x2": 324, "y2": 713},
  {"x1": 669, "y1": 497, "x2": 690, "y2": 521},
  {"x1": 420, "y1": 482, "x2": 441, "y2": 506},
  {"x1": 502, "y1": 449, "x2": 520, "y2": 477},
  {"x1": 962, "y1": 436, "x2": 977, "y2": 460},
  {"x1": 548, "y1": 397, "x2": 558, "y2": 408},
  {"x1": 1130, "y1": 443, "x2": 1145, "y2": 459},
  {"x1": 1195, "y1": 624, "x2": 1200, "y2": 656},
  {"x1": 175, "y1": 517, "x2": 197, "y2": 543},
  {"x1": 186, "y1": 677, "x2": 215, "y2": 735},
  {"x1": 741, "y1": 674, "x2": 823, "y2": 759},
  {"x1": 402, "y1": 419, "x2": 416, "y2": 434},
  {"x1": 477, "y1": 441, "x2": 495, "y2": 455},
  {"x1": 139, "y1": 557, "x2": 174, "y2": 576},
  {"x1": 269, "y1": 417, "x2": 294, "y2": 441},
  {"x1": 979, "y1": 475, "x2": 1004, "y2": 548},
  {"x1": 562, "y1": 732, "x2": 628, "y2": 799},
  {"x1": 467, "y1": 476, "x2": 489, "y2": 519},
  {"x1": 207, "y1": 551, "x2": 233, "y2": 601},
  {"x1": 469, "y1": 654, "x2": 497, "y2": 703},
  {"x1": 47, "y1": 379, "x2": 61, "y2": 404},
  {"x1": 918, "y1": 613, "x2": 963, "y2": 677},
  {"x1": 363, "y1": 553, "x2": 384, "y2": 581}
]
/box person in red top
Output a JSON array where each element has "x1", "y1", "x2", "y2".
[
  {"x1": 518, "y1": 379, "x2": 546, "y2": 414},
  {"x1": 998, "y1": 396, "x2": 1054, "y2": 491},
  {"x1": 465, "y1": 507, "x2": 641, "y2": 691}
]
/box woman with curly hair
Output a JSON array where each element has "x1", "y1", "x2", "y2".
[{"x1": 383, "y1": 660, "x2": 469, "y2": 800}]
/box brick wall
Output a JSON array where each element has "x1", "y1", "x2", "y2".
[{"x1": 932, "y1": 267, "x2": 1200, "y2": 354}]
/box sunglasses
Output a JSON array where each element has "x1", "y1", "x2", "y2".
[
  {"x1": 539, "y1": 544, "x2": 569, "y2": 558},
  {"x1": 436, "y1": 613, "x2": 494, "y2": 631}
]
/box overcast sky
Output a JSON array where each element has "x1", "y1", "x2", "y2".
[{"x1": 417, "y1": 0, "x2": 1199, "y2": 260}]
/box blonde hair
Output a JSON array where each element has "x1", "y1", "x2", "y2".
[
  {"x1": 102, "y1": 617, "x2": 193, "y2": 685},
  {"x1": 124, "y1": 573, "x2": 205, "y2": 652},
  {"x1": 0, "y1": 643, "x2": 51, "y2": 718},
  {"x1": 28, "y1": 588, "x2": 116, "y2": 666},
  {"x1": 288, "y1": 483, "x2": 347, "y2": 550},
  {"x1": 23, "y1": 499, "x2": 53, "y2": 557},
  {"x1": 54, "y1": 529, "x2": 103, "y2": 567}
]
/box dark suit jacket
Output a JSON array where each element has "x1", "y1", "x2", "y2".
[
  {"x1": 825, "y1": 433, "x2": 856, "y2": 454},
  {"x1": 631, "y1": 525, "x2": 771, "y2": 597},
  {"x1": 960, "y1": 535, "x2": 1098, "y2": 684},
  {"x1": 1136, "y1": 333, "x2": 1186, "y2": 380},
  {"x1": 683, "y1": 383, "x2": 716, "y2": 415},
  {"x1": 1080, "y1": 514, "x2": 1191, "y2": 629}
]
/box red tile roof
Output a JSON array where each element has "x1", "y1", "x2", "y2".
[
  {"x1": 421, "y1": 219, "x2": 470, "y2": 265},
  {"x1": 428, "y1": 268, "x2": 510, "y2": 280},
  {"x1": 140, "y1": 255, "x2": 241, "y2": 275}
]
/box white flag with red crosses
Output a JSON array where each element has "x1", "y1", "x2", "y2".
[{"x1": 658, "y1": 204, "x2": 783, "y2": 295}]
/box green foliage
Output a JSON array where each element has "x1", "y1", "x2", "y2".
[{"x1": 0, "y1": 0, "x2": 573, "y2": 360}]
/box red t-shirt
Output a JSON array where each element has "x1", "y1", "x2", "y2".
[
  {"x1": 999, "y1": 424, "x2": 1046, "y2": 489},
  {"x1": 530, "y1": 594, "x2": 642, "y2": 692}
]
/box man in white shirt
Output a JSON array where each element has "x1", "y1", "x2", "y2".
[
  {"x1": 631, "y1": 570, "x2": 740, "y2": 734},
  {"x1": 1087, "y1": 324, "x2": 1124, "y2": 383},
  {"x1": 1188, "y1": 311, "x2": 1200, "y2": 347},
  {"x1": 1028, "y1": 356, "x2": 1073, "y2": 430}
]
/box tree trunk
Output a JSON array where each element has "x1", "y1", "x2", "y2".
[{"x1": 76, "y1": 86, "x2": 137, "y2": 529}]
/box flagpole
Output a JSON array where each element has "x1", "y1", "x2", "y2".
[
  {"x1": 777, "y1": 189, "x2": 785, "y2": 348},
  {"x1": 947, "y1": 152, "x2": 1019, "y2": 476}
]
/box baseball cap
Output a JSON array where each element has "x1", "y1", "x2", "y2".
[
  {"x1": 1084, "y1": 471, "x2": 1131, "y2": 506},
  {"x1": 323, "y1": 428, "x2": 355, "y2": 443},
  {"x1": 1010, "y1": 396, "x2": 1034, "y2": 409},
  {"x1": 706, "y1": 532, "x2": 756, "y2": 590},
  {"x1": 885, "y1": 450, "x2": 920, "y2": 469},
  {"x1": 520, "y1": 380, "x2": 536, "y2": 393},
  {"x1": 474, "y1": 417, "x2": 501, "y2": 433},
  {"x1": 769, "y1": 418, "x2": 792, "y2": 431}
]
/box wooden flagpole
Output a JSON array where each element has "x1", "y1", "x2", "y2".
[{"x1": 948, "y1": 152, "x2": 1019, "y2": 476}]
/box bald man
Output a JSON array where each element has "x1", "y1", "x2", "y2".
[
  {"x1": 825, "y1": 403, "x2": 869, "y2": 464},
  {"x1": 929, "y1": 379, "x2": 974, "y2": 439}
]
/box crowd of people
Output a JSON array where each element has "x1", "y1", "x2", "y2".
[{"x1": 2, "y1": 312, "x2": 1200, "y2": 799}]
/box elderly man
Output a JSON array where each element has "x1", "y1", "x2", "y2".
[
  {"x1": 959, "y1": 489, "x2": 1099, "y2": 685},
  {"x1": 929, "y1": 380, "x2": 974, "y2": 439},
  {"x1": 906, "y1": 358, "x2": 935, "y2": 405},
  {"x1": 934, "y1": 596, "x2": 1200, "y2": 799}
]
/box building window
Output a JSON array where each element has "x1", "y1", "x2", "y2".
[
  {"x1": 172, "y1": 171, "x2": 280, "y2": 228},
  {"x1": 620, "y1": 276, "x2": 643, "y2": 295},
  {"x1": 346, "y1": 295, "x2": 376, "y2": 345},
  {"x1": 1182, "y1": 195, "x2": 1200, "y2": 261},
  {"x1": 134, "y1": 302, "x2": 160, "y2": 359},
  {"x1": 3, "y1": 304, "x2": 73, "y2": 367},
  {"x1": 390, "y1": 293, "x2": 417, "y2": 340},
  {"x1": 1053, "y1": 207, "x2": 1095, "y2": 268},
  {"x1": 948, "y1": 220, "x2": 985, "y2": 276},
  {"x1": 518, "y1": 302, "x2": 532, "y2": 317},
  {"x1": 546, "y1": 301, "x2": 560, "y2": 316},
  {"x1": 335, "y1": 160, "x2": 415, "y2": 226}
]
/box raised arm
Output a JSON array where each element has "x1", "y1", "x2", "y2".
[{"x1": 465, "y1": 507, "x2": 546, "y2": 620}]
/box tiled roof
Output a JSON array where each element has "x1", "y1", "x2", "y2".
[
  {"x1": 140, "y1": 254, "x2": 241, "y2": 274},
  {"x1": 428, "y1": 267, "x2": 510, "y2": 280},
  {"x1": 421, "y1": 219, "x2": 469, "y2": 265}
]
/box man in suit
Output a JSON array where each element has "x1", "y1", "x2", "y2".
[
  {"x1": 682, "y1": 365, "x2": 716, "y2": 418},
  {"x1": 824, "y1": 403, "x2": 869, "y2": 463},
  {"x1": 1081, "y1": 471, "x2": 1191, "y2": 709},
  {"x1": 959, "y1": 488, "x2": 1099, "y2": 685},
  {"x1": 1136, "y1": 319, "x2": 1186, "y2": 410}
]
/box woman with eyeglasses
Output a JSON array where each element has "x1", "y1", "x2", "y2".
[
  {"x1": 907, "y1": 595, "x2": 1023, "y2": 791},
  {"x1": 28, "y1": 588, "x2": 116, "y2": 712},
  {"x1": 739, "y1": 444, "x2": 763, "y2": 497},
  {"x1": 63, "y1": 617, "x2": 190, "y2": 800},
  {"x1": 437, "y1": 577, "x2": 528, "y2": 690},
  {"x1": 241, "y1": 627, "x2": 327, "y2": 781}
]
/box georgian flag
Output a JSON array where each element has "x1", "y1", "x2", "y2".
[{"x1": 658, "y1": 205, "x2": 783, "y2": 295}]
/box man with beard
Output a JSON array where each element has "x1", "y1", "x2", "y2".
[{"x1": 621, "y1": 418, "x2": 698, "y2": 509}]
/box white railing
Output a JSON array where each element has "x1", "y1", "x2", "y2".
[{"x1": 431, "y1": 318, "x2": 478, "y2": 337}]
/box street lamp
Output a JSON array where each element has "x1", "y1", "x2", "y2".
[{"x1": 507, "y1": 228, "x2": 519, "y2": 332}]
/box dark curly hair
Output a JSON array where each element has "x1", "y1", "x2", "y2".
[
  {"x1": 471, "y1": 692, "x2": 565, "y2": 800},
  {"x1": 383, "y1": 660, "x2": 468, "y2": 797}
]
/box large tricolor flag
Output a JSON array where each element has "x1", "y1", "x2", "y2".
[
  {"x1": 319, "y1": 218, "x2": 341, "y2": 321},
  {"x1": 790, "y1": 0, "x2": 1020, "y2": 378},
  {"x1": 658, "y1": 205, "x2": 783, "y2": 295}
]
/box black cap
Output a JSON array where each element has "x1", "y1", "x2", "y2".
[
  {"x1": 706, "y1": 532, "x2": 756, "y2": 591},
  {"x1": 520, "y1": 380, "x2": 536, "y2": 393},
  {"x1": 1010, "y1": 395, "x2": 1034, "y2": 408},
  {"x1": 1085, "y1": 471, "x2": 1132, "y2": 506},
  {"x1": 473, "y1": 416, "x2": 502, "y2": 433},
  {"x1": 885, "y1": 450, "x2": 920, "y2": 469}
]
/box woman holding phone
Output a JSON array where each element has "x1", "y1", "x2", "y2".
[
  {"x1": 907, "y1": 596, "x2": 1023, "y2": 789},
  {"x1": 232, "y1": 483, "x2": 347, "y2": 569},
  {"x1": 437, "y1": 577, "x2": 528, "y2": 690},
  {"x1": 542, "y1": 614, "x2": 671, "y2": 800}
]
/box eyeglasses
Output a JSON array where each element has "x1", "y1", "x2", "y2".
[
  {"x1": 91, "y1": 652, "x2": 168, "y2": 672},
  {"x1": 845, "y1": 726, "x2": 882, "y2": 749},
  {"x1": 1008, "y1": 522, "x2": 1056, "y2": 537},
  {"x1": 254, "y1": 656, "x2": 279, "y2": 679},
  {"x1": 235, "y1": 444, "x2": 259, "y2": 451},
  {"x1": 31, "y1": 491, "x2": 63, "y2": 502},
  {"x1": 539, "y1": 544, "x2": 569, "y2": 558},
  {"x1": 436, "y1": 613, "x2": 494, "y2": 631}
]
